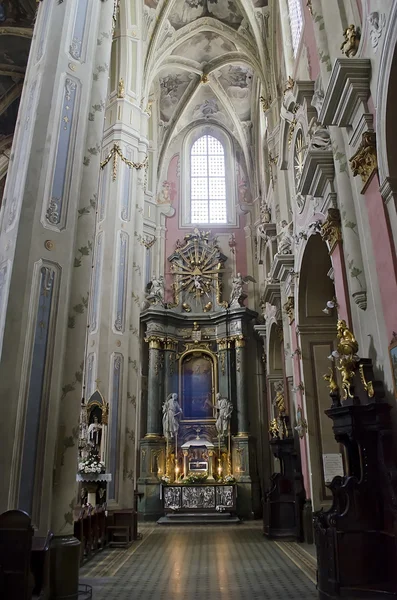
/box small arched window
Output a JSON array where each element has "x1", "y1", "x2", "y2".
[
  {"x1": 287, "y1": 0, "x2": 303, "y2": 57},
  {"x1": 190, "y1": 135, "x2": 227, "y2": 224}
]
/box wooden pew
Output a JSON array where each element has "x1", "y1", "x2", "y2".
[
  {"x1": 73, "y1": 506, "x2": 107, "y2": 565},
  {"x1": 106, "y1": 509, "x2": 136, "y2": 548},
  {"x1": 31, "y1": 531, "x2": 53, "y2": 600},
  {"x1": 0, "y1": 509, "x2": 34, "y2": 600}
]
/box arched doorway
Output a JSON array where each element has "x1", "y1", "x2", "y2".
[{"x1": 297, "y1": 234, "x2": 340, "y2": 510}]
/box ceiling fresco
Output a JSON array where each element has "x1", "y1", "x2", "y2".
[
  {"x1": 171, "y1": 32, "x2": 237, "y2": 62},
  {"x1": 168, "y1": 0, "x2": 244, "y2": 31},
  {"x1": 145, "y1": 0, "x2": 270, "y2": 185}
]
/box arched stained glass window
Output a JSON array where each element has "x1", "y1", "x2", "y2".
[
  {"x1": 287, "y1": 0, "x2": 303, "y2": 57},
  {"x1": 190, "y1": 135, "x2": 227, "y2": 224}
]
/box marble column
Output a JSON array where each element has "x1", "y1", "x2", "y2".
[
  {"x1": 234, "y1": 337, "x2": 249, "y2": 436},
  {"x1": 146, "y1": 338, "x2": 163, "y2": 437},
  {"x1": 164, "y1": 339, "x2": 177, "y2": 399},
  {"x1": 217, "y1": 338, "x2": 231, "y2": 400}
]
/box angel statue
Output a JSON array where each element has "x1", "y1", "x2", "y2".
[
  {"x1": 214, "y1": 393, "x2": 233, "y2": 437},
  {"x1": 162, "y1": 393, "x2": 182, "y2": 440},
  {"x1": 230, "y1": 272, "x2": 256, "y2": 307},
  {"x1": 146, "y1": 275, "x2": 165, "y2": 305}
]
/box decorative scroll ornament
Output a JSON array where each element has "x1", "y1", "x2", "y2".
[
  {"x1": 323, "y1": 367, "x2": 339, "y2": 393},
  {"x1": 112, "y1": 0, "x2": 121, "y2": 31},
  {"x1": 100, "y1": 144, "x2": 148, "y2": 182},
  {"x1": 283, "y1": 76, "x2": 295, "y2": 95},
  {"x1": 336, "y1": 319, "x2": 359, "y2": 400},
  {"x1": 141, "y1": 235, "x2": 156, "y2": 250},
  {"x1": 368, "y1": 12, "x2": 386, "y2": 53},
  {"x1": 321, "y1": 208, "x2": 342, "y2": 252},
  {"x1": 340, "y1": 24, "x2": 360, "y2": 57},
  {"x1": 260, "y1": 95, "x2": 271, "y2": 112},
  {"x1": 283, "y1": 296, "x2": 295, "y2": 323},
  {"x1": 358, "y1": 364, "x2": 374, "y2": 398},
  {"x1": 349, "y1": 132, "x2": 378, "y2": 193}
]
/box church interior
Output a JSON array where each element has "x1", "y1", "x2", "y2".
[{"x1": 1, "y1": 0, "x2": 397, "y2": 599}]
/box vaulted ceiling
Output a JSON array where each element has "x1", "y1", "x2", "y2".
[{"x1": 143, "y1": 0, "x2": 271, "y2": 182}]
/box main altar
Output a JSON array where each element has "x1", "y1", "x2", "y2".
[{"x1": 138, "y1": 229, "x2": 258, "y2": 520}]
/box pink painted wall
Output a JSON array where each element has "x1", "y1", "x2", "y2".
[
  {"x1": 302, "y1": 2, "x2": 320, "y2": 80},
  {"x1": 364, "y1": 176, "x2": 397, "y2": 334},
  {"x1": 163, "y1": 153, "x2": 248, "y2": 303}
]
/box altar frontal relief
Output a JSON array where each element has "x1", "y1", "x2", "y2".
[{"x1": 181, "y1": 352, "x2": 215, "y2": 419}]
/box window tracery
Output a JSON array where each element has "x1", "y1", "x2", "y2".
[{"x1": 190, "y1": 135, "x2": 227, "y2": 224}]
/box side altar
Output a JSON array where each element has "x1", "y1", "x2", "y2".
[{"x1": 138, "y1": 229, "x2": 259, "y2": 520}]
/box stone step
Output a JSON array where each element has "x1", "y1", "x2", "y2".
[{"x1": 157, "y1": 513, "x2": 241, "y2": 525}]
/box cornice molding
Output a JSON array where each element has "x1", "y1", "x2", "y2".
[
  {"x1": 319, "y1": 59, "x2": 371, "y2": 127},
  {"x1": 262, "y1": 282, "x2": 281, "y2": 307},
  {"x1": 298, "y1": 149, "x2": 335, "y2": 197},
  {"x1": 271, "y1": 253, "x2": 295, "y2": 283}
]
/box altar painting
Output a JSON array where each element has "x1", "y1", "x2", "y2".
[{"x1": 181, "y1": 352, "x2": 215, "y2": 419}]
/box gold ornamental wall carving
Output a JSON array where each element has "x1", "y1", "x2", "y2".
[
  {"x1": 321, "y1": 208, "x2": 343, "y2": 253},
  {"x1": 349, "y1": 131, "x2": 378, "y2": 193}
]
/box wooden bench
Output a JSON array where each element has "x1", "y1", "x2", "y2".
[
  {"x1": 31, "y1": 531, "x2": 53, "y2": 600},
  {"x1": 73, "y1": 506, "x2": 107, "y2": 565},
  {"x1": 106, "y1": 510, "x2": 136, "y2": 548},
  {"x1": 0, "y1": 509, "x2": 34, "y2": 600}
]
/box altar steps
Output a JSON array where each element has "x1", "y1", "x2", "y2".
[{"x1": 157, "y1": 512, "x2": 241, "y2": 525}]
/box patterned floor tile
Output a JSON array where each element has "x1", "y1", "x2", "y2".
[{"x1": 80, "y1": 523, "x2": 317, "y2": 600}]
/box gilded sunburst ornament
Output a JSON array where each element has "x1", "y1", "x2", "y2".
[{"x1": 294, "y1": 129, "x2": 305, "y2": 189}]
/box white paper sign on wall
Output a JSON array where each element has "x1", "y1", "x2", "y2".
[{"x1": 322, "y1": 453, "x2": 344, "y2": 483}]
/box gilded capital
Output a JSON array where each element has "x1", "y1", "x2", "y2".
[
  {"x1": 321, "y1": 208, "x2": 342, "y2": 252},
  {"x1": 217, "y1": 338, "x2": 229, "y2": 351},
  {"x1": 164, "y1": 338, "x2": 177, "y2": 352},
  {"x1": 349, "y1": 131, "x2": 378, "y2": 193},
  {"x1": 145, "y1": 336, "x2": 163, "y2": 350},
  {"x1": 234, "y1": 336, "x2": 246, "y2": 348}
]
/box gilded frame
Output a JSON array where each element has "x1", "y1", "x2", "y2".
[{"x1": 178, "y1": 348, "x2": 217, "y2": 423}]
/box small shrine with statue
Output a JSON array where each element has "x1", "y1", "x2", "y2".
[
  {"x1": 76, "y1": 389, "x2": 112, "y2": 508},
  {"x1": 139, "y1": 228, "x2": 258, "y2": 520}
]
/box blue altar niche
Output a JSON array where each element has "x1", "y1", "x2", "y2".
[{"x1": 180, "y1": 352, "x2": 215, "y2": 420}]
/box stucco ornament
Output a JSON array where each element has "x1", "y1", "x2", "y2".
[
  {"x1": 368, "y1": 12, "x2": 386, "y2": 53},
  {"x1": 311, "y1": 76, "x2": 325, "y2": 118},
  {"x1": 307, "y1": 118, "x2": 331, "y2": 151},
  {"x1": 276, "y1": 220, "x2": 294, "y2": 255},
  {"x1": 263, "y1": 302, "x2": 278, "y2": 323}
]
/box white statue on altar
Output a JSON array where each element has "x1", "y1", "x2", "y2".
[
  {"x1": 163, "y1": 393, "x2": 183, "y2": 440},
  {"x1": 215, "y1": 392, "x2": 233, "y2": 437},
  {"x1": 87, "y1": 416, "x2": 102, "y2": 447}
]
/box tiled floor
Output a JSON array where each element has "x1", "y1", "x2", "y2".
[{"x1": 80, "y1": 523, "x2": 318, "y2": 600}]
